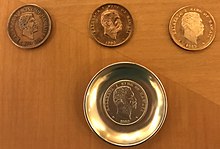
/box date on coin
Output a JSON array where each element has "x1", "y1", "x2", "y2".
[
  {"x1": 169, "y1": 6, "x2": 216, "y2": 51},
  {"x1": 89, "y1": 3, "x2": 134, "y2": 47},
  {"x1": 7, "y1": 4, "x2": 52, "y2": 49},
  {"x1": 103, "y1": 80, "x2": 148, "y2": 125}
]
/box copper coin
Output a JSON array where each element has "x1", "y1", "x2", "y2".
[
  {"x1": 89, "y1": 3, "x2": 134, "y2": 47},
  {"x1": 7, "y1": 4, "x2": 52, "y2": 49},
  {"x1": 103, "y1": 80, "x2": 148, "y2": 125},
  {"x1": 169, "y1": 6, "x2": 216, "y2": 51}
]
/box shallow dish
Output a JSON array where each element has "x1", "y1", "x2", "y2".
[{"x1": 84, "y1": 62, "x2": 167, "y2": 146}]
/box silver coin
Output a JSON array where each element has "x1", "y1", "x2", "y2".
[
  {"x1": 7, "y1": 4, "x2": 52, "y2": 49},
  {"x1": 103, "y1": 80, "x2": 148, "y2": 125}
]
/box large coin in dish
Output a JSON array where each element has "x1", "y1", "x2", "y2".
[{"x1": 84, "y1": 62, "x2": 167, "y2": 146}]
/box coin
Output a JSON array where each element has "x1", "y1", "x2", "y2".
[
  {"x1": 169, "y1": 6, "x2": 216, "y2": 51},
  {"x1": 89, "y1": 3, "x2": 134, "y2": 47},
  {"x1": 7, "y1": 4, "x2": 52, "y2": 49},
  {"x1": 103, "y1": 80, "x2": 148, "y2": 125}
]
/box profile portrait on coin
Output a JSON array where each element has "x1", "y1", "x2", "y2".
[
  {"x1": 181, "y1": 12, "x2": 204, "y2": 44},
  {"x1": 113, "y1": 86, "x2": 137, "y2": 120},
  {"x1": 19, "y1": 12, "x2": 38, "y2": 40},
  {"x1": 100, "y1": 9, "x2": 123, "y2": 40}
]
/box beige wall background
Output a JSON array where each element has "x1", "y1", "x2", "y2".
[{"x1": 0, "y1": 0, "x2": 220, "y2": 149}]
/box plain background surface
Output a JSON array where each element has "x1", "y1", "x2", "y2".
[{"x1": 0, "y1": 0, "x2": 220, "y2": 149}]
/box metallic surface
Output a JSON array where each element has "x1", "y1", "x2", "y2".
[
  {"x1": 7, "y1": 4, "x2": 52, "y2": 49},
  {"x1": 89, "y1": 3, "x2": 133, "y2": 47},
  {"x1": 169, "y1": 6, "x2": 216, "y2": 51},
  {"x1": 84, "y1": 62, "x2": 167, "y2": 146}
]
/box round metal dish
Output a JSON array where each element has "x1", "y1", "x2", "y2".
[{"x1": 83, "y1": 62, "x2": 167, "y2": 146}]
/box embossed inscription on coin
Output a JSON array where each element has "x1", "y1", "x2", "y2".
[
  {"x1": 103, "y1": 80, "x2": 148, "y2": 125},
  {"x1": 89, "y1": 3, "x2": 133, "y2": 47},
  {"x1": 169, "y1": 6, "x2": 216, "y2": 50},
  {"x1": 7, "y1": 4, "x2": 51, "y2": 48}
]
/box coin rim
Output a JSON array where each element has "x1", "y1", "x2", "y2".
[
  {"x1": 168, "y1": 5, "x2": 216, "y2": 51},
  {"x1": 103, "y1": 79, "x2": 148, "y2": 126},
  {"x1": 83, "y1": 62, "x2": 168, "y2": 146},
  {"x1": 7, "y1": 4, "x2": 52, "y2": 49},
  {"x1": 88, "y1": 3, "x2": 134, "y2": 47}
]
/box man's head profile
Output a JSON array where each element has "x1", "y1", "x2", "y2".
[
  {"x1": 181, "y1": 12, "x2": 204, "y2": 44},
  {"x1": 113, "y1": 86, "x2": 137, "y2": 120},
  {"x1": 101, "y1": 9, "x2": 122, "y2": 40},
  {"x1": 19, "y1": 12, "x2": 38, "y2": 40}
]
